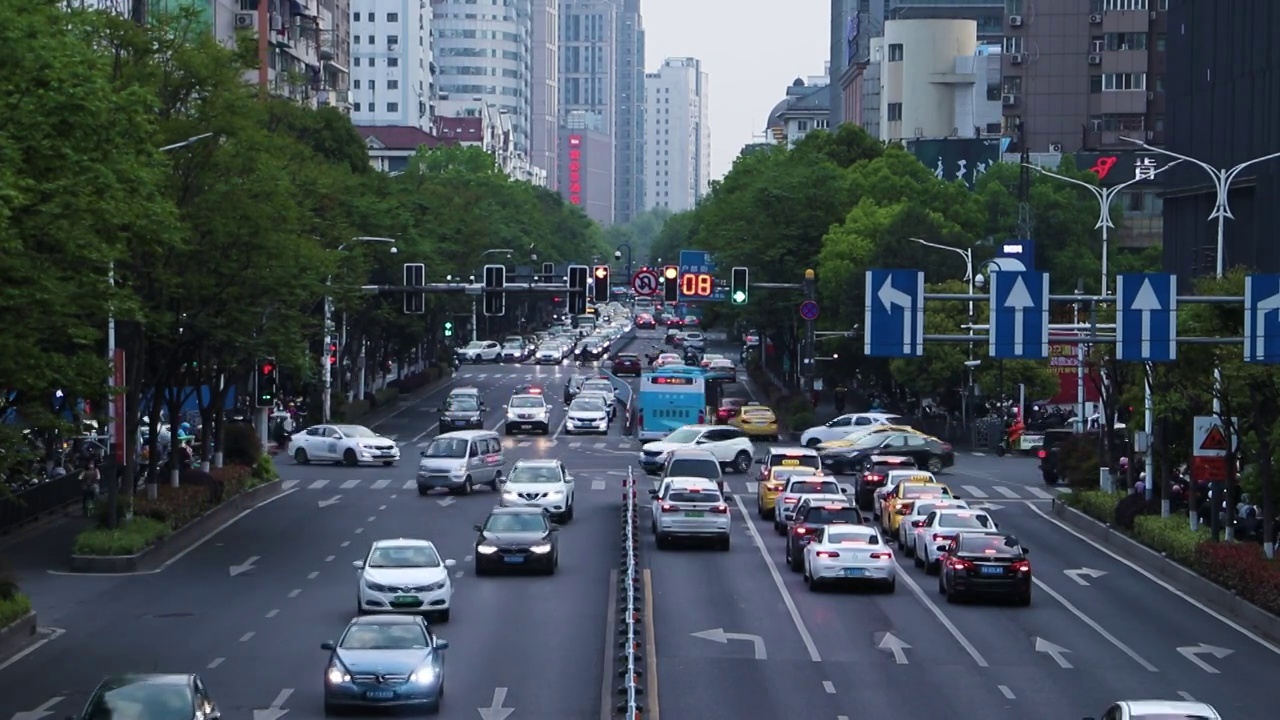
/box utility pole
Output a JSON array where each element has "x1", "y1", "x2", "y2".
[
  {"x1": 257, "y1": 0, "x2": 270, "y2": 96},
  {"x1": 803, "y1": 269, "x2": 816, "y2": 400}
]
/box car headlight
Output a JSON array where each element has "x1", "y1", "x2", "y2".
[
  {"x1": 327, "y1": 665, "x2": 350, "y2": 684},
  {"x1": 450, "y1": 465, "x2": 467, "y2": 476},
  {"x1": 502, "y1": 491, "x2": 519, "y2": 501},
  {"x1": 546, "y1": 491, "x2": 564, "y2": 499},
  {"x1": 410, "y1": 665, "x2": 436, "y2": 683},
  {"x1": 364, "y1": 580, "x2": 389, "y2": 592},
  {"x1": 422, "y1": 580, "x2": 446, "y2": 592},
  {"x1": 530, "y1": 543, "x2": 552, "y2": 554},
  {"x1": 477, "y1": 544, "x2": 498, "y2": 554}
]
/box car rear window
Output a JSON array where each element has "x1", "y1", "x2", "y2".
[
  {"x1": 768, "y1": 454, "x2": 821, "y2": 471},
  {"x1": 937, "y1": 512, "x2": 994, "y2": 529},
  {"x1": 668, "y1": 490, "x2": 722, "y2": 504},
  {"x1": 827, "y1": 527, "x2": 880, "y2": 544},
  {"x1": 788, "y1": 480, "x2": 841, "y2": 495},
  {"x1": 668, "y1": 459, "x2": 722, "y2": 480},
  {"x1": 902, "y1": 484, "x2": 950, "y2": 499},
  {"x1": 804, "y1": 507, "x2": 861, "y2": 525},
  {"x1": 957, "y1": 535, "x2": 1022, "y2": 555}
]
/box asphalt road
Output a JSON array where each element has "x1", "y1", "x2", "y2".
[{"x1": 5, "y1": 328, "x2": 1279, "y2": 719}]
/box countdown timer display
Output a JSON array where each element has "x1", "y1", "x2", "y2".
[{"x1": 679, "y1": 272, "x2": 716, "y2": 298}]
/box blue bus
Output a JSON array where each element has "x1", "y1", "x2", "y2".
[{"x1": 635, "y1": 365, "x2": 710, "y2": 441}]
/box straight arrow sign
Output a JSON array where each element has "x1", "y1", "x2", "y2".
[
  {"x1": 477, "y1": 687, "x2": 514, "y2": 720},
  {"x1": 229, "y1": 556, "x2": 260, "y2": 577},
  {"x1": 317, "y1": 496, "x2": 342, "y2": 508},
  {"x1": 10, "y1": 696, "x2": 64, "y2": 720},
  {"x1": 1177, "y1": 643, "x2": 1233, "y2": 673},
  {"x1": 1252, "y1": 291, "x2": 1280, "y2": 361},
  {"x1": 252, "y1": 688, "x2": 293, "y2": 720},
  {"x1": 1131, "y1": 278, "x2": 1162, "y2": 360},
  {"x1": 437, "y1": 497, "x2": 456, "y2": 507},
  {"x1": 875, "y1": 632, "x2": 911, "y2": 664},
  {"x1": 1004, "y1": 275, "x2": 1035, "y2": 356}
]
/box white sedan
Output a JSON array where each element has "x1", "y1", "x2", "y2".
[
  {"x1": 800, "y1": 412, "x2": 901, "y2": 447},
  {"x1": 565, "y1": 397, "x2": 609, "y2": 435},
  {"x1": 535, "y1": 343, "x2": 563, "y2": 364},
  {"x1": 915, "y1": 509, "x2": 998, "y2": 574},
  {"x1": 353, "y1": 539, "x2": 457, "y2": 621},
  {"x1": 460, "y1": 340, "x2": 501, "y2": 362},
  {"x1": 803, "y1": 523, "x2": 896, "y2": 593},
  {"x1": 898, "y1": 498, "x2": 970, "y2": 555},
  {"x1": 291, "y1": 424, "x2": 400, "y2": 466}
]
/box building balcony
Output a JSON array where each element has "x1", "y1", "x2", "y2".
[{"x1": 1084, "y1": 128, "x2": 1162, "y2": 149}]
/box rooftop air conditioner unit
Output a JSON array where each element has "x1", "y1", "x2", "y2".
[
  {"x1": 1147, "y1": 90, "x2": 1154, "y2": 100},
  {"x1": 1089, "y1": 13, "x2": 1102, "y2": 23},
  {"x1": 1010, "y1": 53, "x2": 1024, "y2": 64},
  {"x1": 234, "y1": 11, "x2": 256, "y2": 28},
  {"x1": 1049, "y1": 142, "x2": 1063, "y2": 153},
  {"x1": 1002, "y1": 94, "x2": 1018, "y2": 106},
  {"x1": 1008, "y1": 15, "x2": 1023, "y2": 26},
  {"x1": 1088, "y1": 54, "x2": 1102, "y2": 65}
]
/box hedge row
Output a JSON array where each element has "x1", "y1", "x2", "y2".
[
  {"x1": 745, "y1": 367, "x2": 814, "y2": 434},
  {"x1": 1067, "y1": 490, "x2": 1280, "y2": 616}
]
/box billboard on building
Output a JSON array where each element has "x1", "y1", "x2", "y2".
[
  {"x1": 906, "y1": 138, "x2": 1001, "y2": 189},
  {"x1": 566, "y1": 134, "x2": 582, "y2": 205},
  {"x1": 1073, "y1": 151, "x2": 1169, "y2": 186}
]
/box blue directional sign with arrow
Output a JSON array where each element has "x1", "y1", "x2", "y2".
[
  {"x1": 1116, "y1": 273, "x2": 1178, "y2": 362},
  {"x1": 864, "y1": 270, "x2": 924, "y2": 358},
  {"x1": 1244, "y1": 274, "x2": 1280, "y2": 363},
  {"x1": 988, "y1": 271, "x2": 1049, "y2": 359}
]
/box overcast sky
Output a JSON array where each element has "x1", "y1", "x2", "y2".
[{"x1": 641, "y1": 0, "x2": 829, "y2": 180}]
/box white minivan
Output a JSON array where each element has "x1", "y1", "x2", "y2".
[{"x1": 416, "y1": 430, "x2": 505, "y2": 495}]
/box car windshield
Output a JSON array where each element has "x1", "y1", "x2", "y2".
[
  {"x1": 445, "y1": 398, "x2": 478, "y2": 412},
  {"x1": 827, "y1": 527, "x2": 880, "y2": 545},
  {"x1": 1129, "y1": 715, "x2": 1215, "y2": 720},
  {"x1": 484, "y1": 514, "x2": 548, "y2": 533},
  {"x1": 721, "y1": 399, "x2": 745, "y2": 410},
  {"x1": 667, "y1": 490, "x2": 721, "y2": 503},
  {"x1": 368, "y1": 545, "x2": 441, "y2": 568},
  {"x1": 336, "y1": 425, "x2": 375, "y2": 438},
  {"x1": 87, "y1": 681, "x2": 194, "y2": 720},
  {"x1": 570, "y1": 399, "x2": 605, "y2": 413},
  {"x1": 510, "y1": 397, "x2": 544, "y2": 409},
  {"x1": 853, "y1": 433, "x2": 897, "y2": 448},
  {"x1": 663, "y1": 428, "x2": 702, "y2": 444},
  {"x1": 667, "y1": 458, "x2": 721, "y2": 479},
  {"x1": 340, "y1": 623, "x2": 429, "y2": 650},
  {"x1": 507, "y1": 466, "x2": 561, "y2": 484},
  {"x1": 772, "y1": 469, "x2": 818, "y2": 483},
  {"x1": 423, "y1": 438, "x2": 468, "y2": 458},
  {"x1": 957, "y1": 534, "x2": 1023, "y2": 555},
  {"x1": 788, "y1": 480, "x2": 841, "y2": 495},
  {"x1": 464, "y1": 342, "x2": 485, "y2": 350},
  {"x1": 937, "y1": 512, "x2": 994, "y2": 529},
  {"x1": 805, "y1": 506, "x2": 860, "y2": 524},
  {"x1": 769, "y1": 454, "x2": 822, "y2": 471}
]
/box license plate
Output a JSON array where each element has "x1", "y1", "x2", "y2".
[
  {"x1": 364, "y1": 691, "x2": 394, "y2": 700},
  {"x1": 504, "y1": 556, "x2": 525, "y2": 564},
  {"x1": 980, "y1": 566, "x2": 1004, "y2": 575},
  {"x1": 685, "y1": 511, "x2": 704, "y2": 517},
  {"x1": 842, "y1": 568, "x2": 868, "y2": 577},
  {"x1": 392, "y1": 595, "x2": 419, "y2": 604}
]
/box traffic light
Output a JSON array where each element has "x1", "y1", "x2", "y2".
[
  {"x1": 541, "y1": 261, "x2": 555, "y2": 281},
  {"x1": 327, "y1": 342, "x2": 338, "y2": 365},
  {"x1": 255, "y1": 357, "x2": 277, "y2": 408},
  {"x1": 568, "y1": 265, "x2": 589, "y2": 315},
  {"x1": 592, "y1": 265, "x2": 610, "y2": 302},
  {"x1": 483, "y1": 264, "x2": 505, "y2": 316},
  {"x1": 731, "y1": 266, "x2": 749, "y2": 305},
  {"x1": 662, "y1": 265, "x2": 679, "y2": 302},
  {"x1": 403, "y1": 263, "x2": 425, "y2": 314},
  {"x1": 443, "y1": 320, "x2": 454, "y2": 338}
]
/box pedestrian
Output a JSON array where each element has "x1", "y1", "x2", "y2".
[
  {"x1": 82, "y1": 460, "x2": 101, "y2": 518},
  {"x1": 833, "y1": 383, "x2": 848, "y2": 414}
]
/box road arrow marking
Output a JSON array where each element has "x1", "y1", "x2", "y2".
[
  {"x1": 477, "y1": 687, "x2": 513, "y2": 720},
  {"x1": 691, "y1": 628, "x2": 767, "y2": 659},
  {"x1": 971, "y1": 503, "x2": 1005, "y2": 511},
  {"x1": 1177, "y1": 643, "x2": 1233, "y2": 673},
  {"x1": 1063, "y1": 567, "x2": 1107, "y2": 586},
  {"x1": 1130, "y1": 278, "x2": 1162, "y2": 359},
  {"x1": 252, "y1": 688, "x2": 293, "y2": 720},
  {"x1": 877, "y1": 276, "x2": 914, "y2": 354},
  {"x1": 317, "y1": 495, "x2": 342, "y2": 508},
  {"x1": 875, "y1": 631, "x2": 911, "y2": 664},
  {"x1": 1034, "y1": 637, "x2": 1073, "y2": 668},
  {"x1": 1253, "y1": 291, "x2": 1280, "y2": 359},
  {"x1": 1003, "y1": 275, "x2": 1035, "y2": 356},
  {"x1": 10, "y1": 696, "x2": 64, "y2": 720},
  {"x1": 437, "y1": 497, "x2": 456, "y2": 507},
  {"x1": 229, "y1": 556, "x2": 260, "y2": 577}
]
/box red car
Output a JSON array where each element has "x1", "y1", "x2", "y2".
[
  {"x1": 611, "y1": 353, "x2": 643, "y2": 376},
  {"x1": 635, "y1": 313, "x2": 656, "y2": 329},
  {"x1": 716, "y1": 398, "x2": 747, "y2": 424},
  {"x1": 666, "y1": 316, "x2": 684, "y2": 328}
]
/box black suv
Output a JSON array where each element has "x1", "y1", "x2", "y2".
[{"x1": 784, "y1": 499, "x2": 863, "y2": 571}]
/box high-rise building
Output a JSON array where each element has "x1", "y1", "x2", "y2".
[
  {"x1": 349, "y1": 0, "x2": 433, "y2": 129},
  {"x1": 559, "y1": 0, "x2": 618, "y2": 220},
  {"x1": 529, "y1": 0, "x2": 560, "y2": 189},
  {"x1": 614, "y1": 0, "x2": 646, "y2": 223},
  {"x1": 432, "y1": 0, "x2": 534, "y2": 154},
  {"x1": 1000, "y1": 0, "x2": 1169, "y2": 154},
  {"x1": 643, "y1": 57, "x2": 710, "y2": 212},
  {"x1": 560, "y1": 112, "x2": 614, "y2": 223}
]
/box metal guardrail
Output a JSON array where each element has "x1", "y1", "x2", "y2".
[
  {"x1": 616, "y1": 467, "x2": 643, "y2": 716},
  {"x1": 0, "y1": 471, "x2": 84, "y2": 533}
]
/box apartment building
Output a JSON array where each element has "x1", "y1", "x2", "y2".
[
  {"x1": 614, "y1": 0, "x2": 646, "y2": 223},
  {"x1": 529, "y1": 0, "x2": 559, "y2": 189},
  {"x1": 435, "y1": 96, "x2": 548, "y2": 184},
  {"x1": 349, "y1": 0, "x2": 433, "y2": 128},
  {"x1": 1000, "y1": 0, "x2": 1169, "y2": 154},
  {"x1": 643, "y1": 57, "x2": 710, "y2": 212},
  {"x1": 765, "y1": 68, "x2": 832, "y2": 147}
]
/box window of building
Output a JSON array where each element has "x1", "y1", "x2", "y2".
[
  {"x1": 986, "y1": 77, "x2": 1001, "y2": 101},
  {"x1": 353, "y1": 80, "x2": 361, "y2": 89},
  {"x1": 1001, "y1": 76, "x2": 1022, "y2": 95},
  {"x1": 1154, "y1": 114, "x2": 1164, "y2": 131},
  {"x1": 388, "y1": 57, "x2": 399, "y2": 67},
  {"x1": 1158, "y1": 0, "x2": 1168, "y2": 8},
  {"x1": 387, "y1": 35, "x2": 399, "y2": 46},
  {"x1": 387, "y1": 12, "x2": 398, "y2": 22},
  {"x1": 1003, "y1": 36, "x2": 1024, "y2": 54},
  {"x1": 1105, "y1": 32, "x2": 1147, "y2": 50},
  {"x1": 1102, "y1": 72, "x2": 1146, "y2": 91},
  {"x1": 353, "y1": 12, "x2": 360, "y2": 21},
  {"x1": 1091, "y1": 36, "x2": 1104, "y2": 53},
  {"x1": 1090, "y1": 114, "x2": 1145, "y2": 131},
  {"x1": 387, "y1": 103, "x2": 399, "y2": 112},
  {"x1": 1103, "y1": 0, "x2": 1147, "y2": 10},
  {"x1": 888, "y1": 44, "x2": 904, "y2": 62},
  {"x1": 353, "y1": 57, "x2": 360, "y2": 67},
  {"x1": 353, "y1": 35, "x2": 360, "y2": 44},
  {"x1": 1006, "y1": 0, "x2": 1023, "y2": 13},
  {"x1": 985, "y1": 122, "x2": 1002, "y2": 135},
  {"x1": 1155, "y1": 76, "x2": 1164, "y2": 91},
  {"x1": 887, "y1": 103, "x2": 903, "y2": 121},
  {"x1": 387, "y1": 80, "x2": 399, "y2": 90},
  {"x1": 1090, "y1": 75, "x2": 1103, "y2": 93},
  {"x1": 1155, "y1": 33, "x2": 1166, "y2": 51},
  {"x1": 367, "y1": 35, "x2": 374, "y2": 44},
  {"x1": 353, "y1": 103, "x2": 361, "y2": 111},
  {"x1": 368, "y1": 58, "x2": 375, "y2": 67},
  {"x1": 1090, "y1": 0, "x2": 1103, "y2": 11},
  {"x1": 797, "y1": 120, "x2": 809, "y2": 132}
]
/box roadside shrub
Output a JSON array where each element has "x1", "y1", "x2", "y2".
[
  {"x1": 1067, "y1": 490, "x2": 1124, "y2": 523},
  {"x1": 211, "y1": 465, "x2": 252, "y2": 496},
  {"x1": 342, "y1": 399, "x2": 371, "y2": 421},
  {"x1": 133, "y1": 485, "x2": 212, "y2": 528},
  {"x1": 73, "y1": 517, "x2": 170, "y2": 556},
  {"x1": 251, "y1": 453, "x2": 279, "y2": 486},
  {"x1": 1194, "y1": 542, "x2": 1280, "y2": 617},
  {"x1": 372, "y1": 387, "x2": 398, "y2": 408},
  {"x1": 1113, "y1": 493, "x2": 1161, "y2": 530},
  {"x1": 0, "y1": 593, "x2": 32, "y2": 627},
  {"x1": 1132, "y1": 514, "x2": 1207, "y2": 566},
  {"x1": 222, "y1": 422, "x2": 262, "y2": 467},
  {"x1": 0, "y1": 557, "x2": 18, "y2": 600}
]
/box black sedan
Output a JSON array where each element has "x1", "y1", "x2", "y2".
[
  {"x1": 321, "y1": 614, "x2": 448, "y2": 714},
  {"x1": 819, "y1": 432, "x2": 954, "y2": 475},
  {"x1": 74, "y1": 674, "x2": 220, "y2": 720},
  {"x1": 938, "y1": 532, "x2": 1032, "y2": 606},
  {"x1": 436, "y1": 396, "x2": 483, "y2": 431},
  {"x1": 473, "y1": 506, "x2": 560, "y2": 575}
]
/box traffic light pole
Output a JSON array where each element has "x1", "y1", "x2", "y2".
[
  {"x1": 322, "y1": 293, "x2": 333, "y2": 423},
  {"x1": 803, "y1": 269, "x2": 816, "y2": 398},
  {"x1": 471, "y1": 296, "x2": 479, "y2": 342}
]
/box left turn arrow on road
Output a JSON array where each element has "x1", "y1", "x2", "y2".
[
  {"x1": 9, "y1": 696, "x2": 64, "y2": 720},
  {"x1": 229, "y1": 556, "x2": 260, "y2": 577}
]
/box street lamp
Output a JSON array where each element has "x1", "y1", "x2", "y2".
[
  {"x1": 1024, "y1": 159, "x2": 1182, "y2": 296},
  {"x1": 323, "y1": 237, "x2": 397, "y2": 423},
  {"x1": 907, "y1": 239, "x2": 977, "y2": 425},
  {"x1": 614, "y1": 243, "x2": 633, "y2": 281}
]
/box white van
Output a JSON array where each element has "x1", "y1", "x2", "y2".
[{"x1": 416, "y1": 430, "x2": 505, "y2": 496}]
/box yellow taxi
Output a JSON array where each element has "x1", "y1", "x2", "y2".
[
  {"x1": 730, "y1": 402, "x2": 779, "y2": 440},
  {"x1": 878, "y1": 480, "x2": 954, "y2": 536},
  {"x1": 756, "y1": 466, "x2": 825, "y2": 519},
  {"x1": 816, "y1": 424, "x2": 926, "y2": 450}
]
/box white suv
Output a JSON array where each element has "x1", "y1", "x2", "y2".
[
  {"x1": 499, "y1": 459, "x2": 576, "y2": 522},
  {"x1": 639, "y1": 424, "x2": 756, "y2": 475},
  {"x1": 649, "y1": 478, "x2": 731, "y2": 551}
]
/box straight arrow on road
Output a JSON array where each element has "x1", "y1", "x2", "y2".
[
  {"x1": 1063, "y1": 568, "x2": 1107, "y2": 586},
  {"x1": 317, "y1": 495, "x2": 342, "y2": 508},
  {"x1": 1131, "y1": 278, "x2": 1162, "y2": 359},
  {"x1": 252, "y1": 688, "x2": 293, "y2": 720},
  {"x1": 229, "y1": 556, "x2": 260, "y2": 577},
  {"x1": 437, "y1": 497, "x2": 456, "y2": 507},
  {"x1": 477, "y1": 687, "x2": 513, "y2": 720},
  {"x1": 875, "y1": 632, "x2": 911, "y2": 664},
  {"x1": 1034, "y1": 637, "x2": 1073, "y2": 668},
  {"x1": 1178, "y1": 643, "x2": 1233, "y2": 673},
  {"x1": 9, "y1": 696, "x2": 63, "y2": 720},
  {"x1": 878, "y1": 277, "x2": 913, "y2": 354},
  {"x1": 1004, "y1": 275, "x2": 1035, "y2": 356},
  {"x1": 691, "y1": 628, "x2": 767, "y2": 659}
]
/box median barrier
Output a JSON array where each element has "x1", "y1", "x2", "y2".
[
  {"x1": 0, "y1": 611, "x2": 39, "y2": 664},
  {"x1": 615, "y1": 467, "x2": 644, "y2": 716},
  {"x1": 0, "y1": 472, "x2": 85, "y2": 536},
  {"x1": 1049, "y1": 499, "x2": 1280, "y2": 643}
]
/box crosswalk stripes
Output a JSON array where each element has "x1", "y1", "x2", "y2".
[
  {"x1": 309, "y1": 480, "x2": 328, "y2": 490},
  {"x1": 1025, "y1": 486, "x2": 1056, "y2": 499},
  {"x1": 340, "y1": 479, "x2": 360, "y2": 490},
  {"x1": 371, "y1": 479, "x2": 391, "y2": 490},
  {"x1": 402, "y1": 480, "x2": 415, "y2": 490},
  {"x1": 590, "y1": 480, "x2": 607, "y2": 491},
  {"x1": 962, "y1": 485, "x2": 988, "y2": 498},
  {"x1": 993, "y1": 486, "x2": 1020, "y2": 499}
]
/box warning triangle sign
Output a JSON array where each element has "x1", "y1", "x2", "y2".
[{"x1": 1200, "y1": 426, "x2": 1229, "y2": 451}]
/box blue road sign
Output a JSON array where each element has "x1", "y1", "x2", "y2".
[
  {"x1": 799, "y1": 300, "x2": 819, "y2": 320},
  {"x1": 1244, "y1": 274, "x2": 1280, "y2": 363},
  {"x1": 863, "y1": 270, "x2": 924, "y2": 358},
  {"x1": 998, "y1": 239, "x2": 1035, "y2": 270},
  {"x1": 988, "y1": 271, "x2": 1049, "y2": 359},
  {"x1": 678, "y1": 249, "x2": 727, "y2": 301},
  {"x1": 1115, "y1": 273, "x2": 1178, "y2": 362}
]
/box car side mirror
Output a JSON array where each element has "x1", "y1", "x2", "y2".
[
  {"x1": 321, "y1": 641, "x2": 335, "y2": 651},
  {"x1": 1021, "y1": 547, "x2": 1030, "y2": 554},
  {"x1": 896, "y1": 507, "x2": 911, "y2": 515},
  {"x1": 444, "y1": 559, "x2": 457, "y2": 567},
  {"x1": 420, "y1": 451, "x2": 428, "y2": 457},
  {"x1": 473, "y1": 524, "x2": 483, "y2": 532},
  {"x1": 352, "y1": 560, "x2": 364, "y2": 569},
  {"x1": 935, "y1": 545, "x2": 949, "y2": 553},
  {"x1": 502, "y1": 404, "x2": 508, "y2": 409},
  {"x1": 435, "y1": 639, "x2": 449, "y2": 650},
  {"x1": 647, "y1": 489, "x2": 658, "y2": 496}
]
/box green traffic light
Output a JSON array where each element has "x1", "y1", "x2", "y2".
[{"x1": 732, "y1": 290, "x2": 747, "y2": 304}]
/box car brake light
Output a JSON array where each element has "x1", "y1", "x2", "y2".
[
  {"x1": 688, "y1": 488, "x2": 701, "y2": 493},
  {"x1": 1037, "y1": 449, "x2": 1047, "y2": 459},
  {"x1": 932, "y1": 533, "x2": 954, "y2": 542},
  {"x1": 793, "y1": 526, "x2": 808, "y2": 535},
  {"x1": 941, "y1": 443, "x2": 953, "y2": 452},
  {"x1": 899, "y1": 501, "x2": 914, "y2": 512},
  {"x1": 949, "y1": 558, "x2": 974, "y2": 570},
  {"x1": 1011, "y1": 560, "x2": 1031, "y2": 572},
  {"x1": 869, "y1": 552, "x2": 893, "y2": 559},
  {"x1": 910, "y1": 520, "x2": 927, "y2": 528},
  {"x1": 660, "y1": 504, "x2": 679, "y2": 513},
  {"x1": 710, "y1": 504, "x2": 729, "y2": 514},
  {"x1": 816, "y1": 551, "x2": 840, "y2": 558},
  {"x1": 783, "y1": 496, "x2": 798, "y2": 504}
]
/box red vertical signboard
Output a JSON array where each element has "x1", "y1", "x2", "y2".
[
  {"x1": 567, "y1": 134, "x2": 582, "y2": 205},
  {"x1": 112, "y1": 348, "x2": 126, "y2": 464}
]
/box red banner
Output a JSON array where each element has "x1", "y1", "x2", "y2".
[{"x1": 1048, "y1": 343, "x2": 1100, "y2": 404}]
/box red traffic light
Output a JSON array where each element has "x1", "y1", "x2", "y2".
[
  {"x1": 260, "y1": 363, "x2": 275, "y2": 375},
  {"x1": 552, "y1": 296, "x2": 562, "y2": 303},
  {"x1": 594, "y1": 266, "x2": 608, "y2": 279}
]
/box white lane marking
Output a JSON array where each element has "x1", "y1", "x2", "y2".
[
  {"x1": 266, "y1": 609, "x2": 279, "y2": 618},
  {"x1": 1026, "y1": 502, "x2": 1280, "y2": 656},
  {"x1": 239, "y1": 632, "x2": 255, "y2": 642},
  {"x1": 593, "y1": 442, "x2": 607, "y2": 448},
  {"x1": 1178, "y1": 691, "x2": 1196, "y2": 702},
  {"x1": 354, "y1": 527, "x2": 364, "y2": 534},
  {"x1": 518, "y1": 441, "x2": 531, "y2": 447},
  {"x1": 288, "y1": 589, "x2": 301, "y2": 598},
  {"x1": 307, "y1": 571, "x2": 319, "y2": 580},
  {"x1": 464, "y1": 555, "x2": 473, "y2": 562},
  {"x1": 325, "y1": 556, "x2": 335, "y2": 562},
  {"x1": 454, "y1": 570, "x2": 463, "y2": 578},
  {"x1": 962, "y1": 485, "x2": 988, "y2": 498},
  {"x1": 569, "y1": 442, "x2": 582, "y2": 448},
  {"x1": 994, "y1": 486, "x2": 1019, "y2": 498},
  {"x1": 371, "y1": 479, "x2": 390, "y2": 490},
  {"x1": 411, "y1": 425, "x2": 437, "y2": 443},
  {"x1": 822, "y1": 680, "x2": 835, "y2": 693},
  {"x1": 207, "y1": 657, "x2": 225, "y2": 668},
  {"x1": 340, "y1": 541, "x2": 350, "y2": 547},
  {"x1": 379, "y1": 505, "x2": 387, "y2": 510},
  {"x1": 550, "y1": 414, "x2": 568, "y2": 442},
  {"x1": 998, "y1": 685, "x2": 1015, "y2": 699},
  {"x1": 892, "y1": 560, "x2": 989, "y2": 667},
  {"x1": 366, "y1": 516, "x2": 377, "y2": 523},
  {"x1": 972, "y1": 452, "x2": 987, "y2": 457},
  {"x1": 340, "y1": 479, "x2": 360, "y2": 489},
  {"x1": 591, "y1": 480, "x2": 607, "y2": 491},
  {"x1": 308, "y1": 480, "x2": 328, "y2": 490},
  {"x1": 403, "y1": 480, "x2": 415, "y2": 489},
  {"x1": 282, "y1": 480, "x2": 299, "y2": 490},
  {"x1": 731, "y1": 495, "x2": 822, "y2": 662},
  {"x1": 1026, "y1": 487, "x2": 1055, "y2": 499}
]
